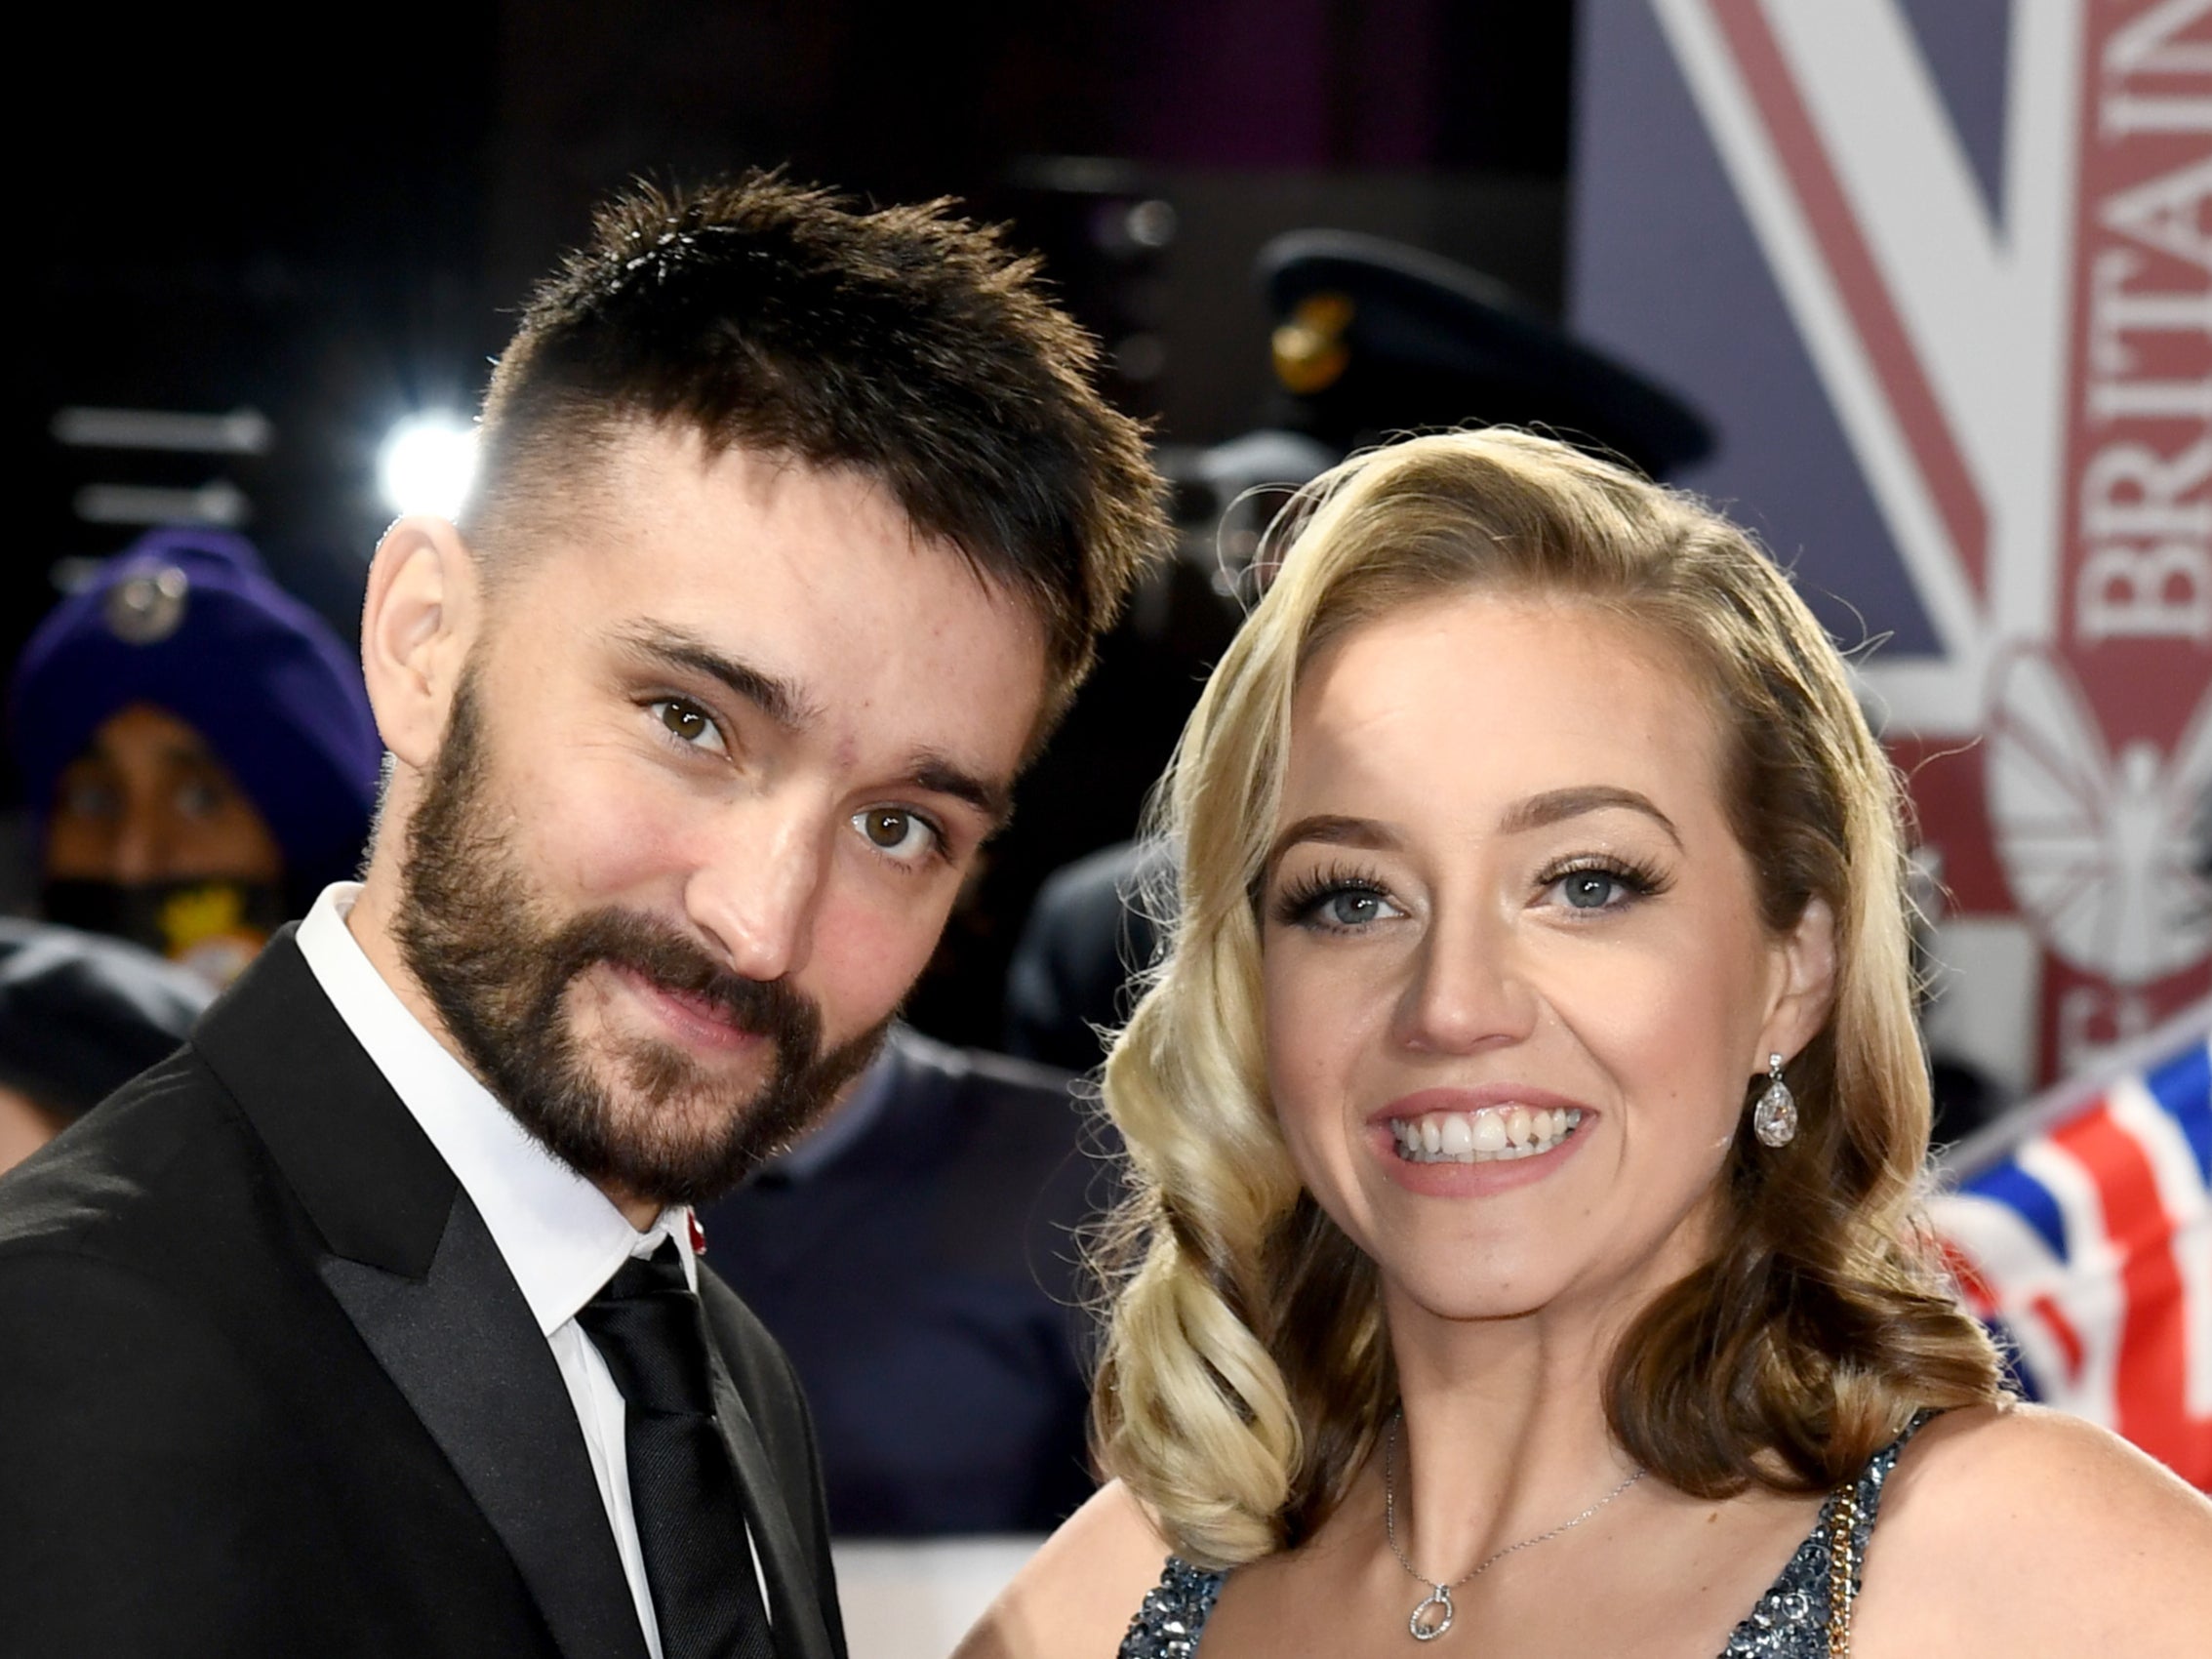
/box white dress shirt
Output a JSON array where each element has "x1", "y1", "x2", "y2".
[{"x1": 298, "y1": 882, "x2": 762, "y2": 1658}]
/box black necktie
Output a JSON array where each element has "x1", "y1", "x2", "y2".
[{"x1": 578, "y1": 1240, "x2": 776, "y2": 1659}]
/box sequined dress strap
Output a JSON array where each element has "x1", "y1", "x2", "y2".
[
  {"x1": 1717, "y1": 1410, "x2": 1935, "y2": 1657},
  {"x1": 1116, "y1": 1414, "x2": 1934, "y2": 1658},
  {"x1": 1117, "y1": 1556, "x2": 1227, "y2": 1659}
]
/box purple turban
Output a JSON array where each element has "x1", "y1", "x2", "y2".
[{"x1": 8, "y1": 526, "x2": 382, "y2": 902}]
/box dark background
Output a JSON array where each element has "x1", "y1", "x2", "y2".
[{"x1": 19, "y1": 1, "x2": 1580, "y2": 1042}]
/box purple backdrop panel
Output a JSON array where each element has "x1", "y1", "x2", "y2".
[{"x1": 1569, "y1": 0, "x2": 1936, "y2": 653}]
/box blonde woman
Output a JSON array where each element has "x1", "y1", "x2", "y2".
[{"x1": 961, "y1": 431, "x2": 2212, "y2": 1657}]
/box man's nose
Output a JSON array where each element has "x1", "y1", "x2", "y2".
[
  {"x1": 682, "y1": 802, "x2": 830, "y2": 983},
  {"x1": 1393, "y1": 901, "x2": 1538, "y2": 1055},
  {"x1": 107, "y1": 802, "x2": 167, "y2": 886}
]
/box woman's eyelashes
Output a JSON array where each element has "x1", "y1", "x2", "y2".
[
  {"x1": 1535, "y1": 854, "x2": 1670, "y2": 913},
  {"x1": 1272, "y1": 862, "x2": 1405, "y2": 933},
  {"x1": 1271, "y1": 852, "x2": 1672, "y2": 933}
]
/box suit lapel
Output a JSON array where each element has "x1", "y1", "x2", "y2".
[
  {"x1": 322, "y1": 1197, "x2": 649, "y2": 1659},
  {"x1": 196, "y1": 935, "x2": 647, "y2": 1659},
  {"x1": 704, "y1": 1353, "x2": 837, "y2": 1659}
]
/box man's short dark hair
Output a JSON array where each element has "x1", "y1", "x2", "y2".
[{"x1": 465, "y1": 172, "x2": 1169, "y2": 718}]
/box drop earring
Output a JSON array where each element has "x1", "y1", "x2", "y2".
[{"x1": 1753, "y1": 1052, "x2": 1797, "y2": 1148}]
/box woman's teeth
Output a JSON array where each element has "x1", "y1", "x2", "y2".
[{"x1": 1389, "y1": 1105, "x2": 1584, "y2": 1163}]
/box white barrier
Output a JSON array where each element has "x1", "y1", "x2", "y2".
[{"x1": 830, "y1": 1536, "x2": 1045, "y2": 1659}]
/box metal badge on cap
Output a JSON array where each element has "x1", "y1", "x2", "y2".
[
  {"x1": 103, "y1": 564, "x2": 190, "y2": 645},
  {"x1": 1272, "y1": 293, "x2": 1355, "y2": 395}
]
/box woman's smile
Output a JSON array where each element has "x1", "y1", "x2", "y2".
[{"x1": 1365, "y1": 1084, "x2": 1597, "y2": 1198}]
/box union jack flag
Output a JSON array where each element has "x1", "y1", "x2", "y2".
[{"x1": 1931, "y1": 1001, "x2": 2212, "y2": 1487}]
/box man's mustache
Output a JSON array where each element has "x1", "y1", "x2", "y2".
[{"x1": 542, "y1": 908, "x2": 824, "y2": 1054}]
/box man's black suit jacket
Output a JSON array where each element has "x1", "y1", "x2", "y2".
[{"x1": 0, "y1": 931, "x2": 848, "y2": 1659}]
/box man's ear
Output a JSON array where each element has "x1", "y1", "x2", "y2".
[
  {"x1": 361, "y1": 516, "x2": 480, "y2": 772},
  {"x1": 1759, "y1": 896, "x2": 1838, "y2": 1070}
]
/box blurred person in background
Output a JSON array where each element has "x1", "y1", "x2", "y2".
[
  {"x1": 7, "y1": 526, "x2": 382, "y2": 988},
  {"x1": 702, "y1": 1025, "x2": 1107, "y2": 1538},
  {"x1": 0, "y1": 919, "x2": 208, "y2": 1176}
]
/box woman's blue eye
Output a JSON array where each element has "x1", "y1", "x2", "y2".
[
  {"x1": 1322, "y1": 890, "x2": 1388, "y2": 926},
  {"x1": 1546, "y1": 862, "x2": 1667, "y2": 911},
  {"x1": 1269, "y1": 864, "x2": 1409, "y2": 932},
  {"x1": 1562, "y1": 871, "x2": 1619, "y2": 910},
  {"x1": 1278, "y1": 882, "x2": 1401, "y2": 931}
]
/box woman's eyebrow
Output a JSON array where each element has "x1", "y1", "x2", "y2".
[
  {"x1": 1265, "y1": 814, "x2": 1404, "y2": 875},
  {"x1": 1498, "y1": 786, "x2": 1682, "y2": 848}
]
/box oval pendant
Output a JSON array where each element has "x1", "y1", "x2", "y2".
[{"x1": 1409, "y1": 1585, "x2": 1454, "y2": 1641}]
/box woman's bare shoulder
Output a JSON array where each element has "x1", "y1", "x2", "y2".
[
  {"x1": 1857, "y1": 1403, "x2": 2212, "y2": 1657},
  {"x1": 952, "y1": 1480, "x2": 1179, "y2": 1659}
]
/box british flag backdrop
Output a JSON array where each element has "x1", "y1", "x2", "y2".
[
  {"x1": 1572, "y1": 0, "x2": 2212, "y2": 1098},
  {"x1": 1571, "y1": 0, "x2": 2212, "y2": 1480},
  {"x1": 1931, "y1": 1004, "x2": 2212, "y2": 1486}
]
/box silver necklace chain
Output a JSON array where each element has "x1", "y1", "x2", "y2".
[{"x1": 1383, "y1": 1410, "x2": 1646, "y2": 1642}]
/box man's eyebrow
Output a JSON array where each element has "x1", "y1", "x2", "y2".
[
  {"x1": 82, "y1": 736, "x2": 214, "y2": 769},
  {"x1": 1265, "y1": 813, "x2": 1404, "y2": 876},
  {"x1": 616, "y1": 625, "x2": 818, "y2": 731},
  {"x1": 909, "y1": 754, "x2": 1013, "y2": 826},
  {"x1": 1499, "y1": 786, "x2": 1682, "y2": 847}
]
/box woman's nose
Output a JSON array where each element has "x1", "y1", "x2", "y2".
[{"x1": 1394, "y1": 904, "x2": 1537, "y2": 1055}]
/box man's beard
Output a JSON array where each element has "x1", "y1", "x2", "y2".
[{"x1": 394, "y1": 672, "x2": 888, "y2": 1207}]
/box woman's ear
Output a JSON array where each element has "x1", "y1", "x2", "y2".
[
  {"x1": 360, "y1": 515, "x2": 480, "y2": 772},
  {"x1": 1760, "y1": 896, "x2": 1838, "y2": 1068}
]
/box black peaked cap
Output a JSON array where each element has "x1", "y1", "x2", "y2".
[{"x1": 1259, "y1": 229, "x2": 1714, "y2": 478}]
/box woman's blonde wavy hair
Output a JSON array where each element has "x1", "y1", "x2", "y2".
[{"x1": 1089, "y1": 429, "x2": 2007, "y2": 1569}]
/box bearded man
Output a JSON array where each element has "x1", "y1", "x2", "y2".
[{"x1": 0, "y1": 175, "x2": 1165, "y2": 1659}]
